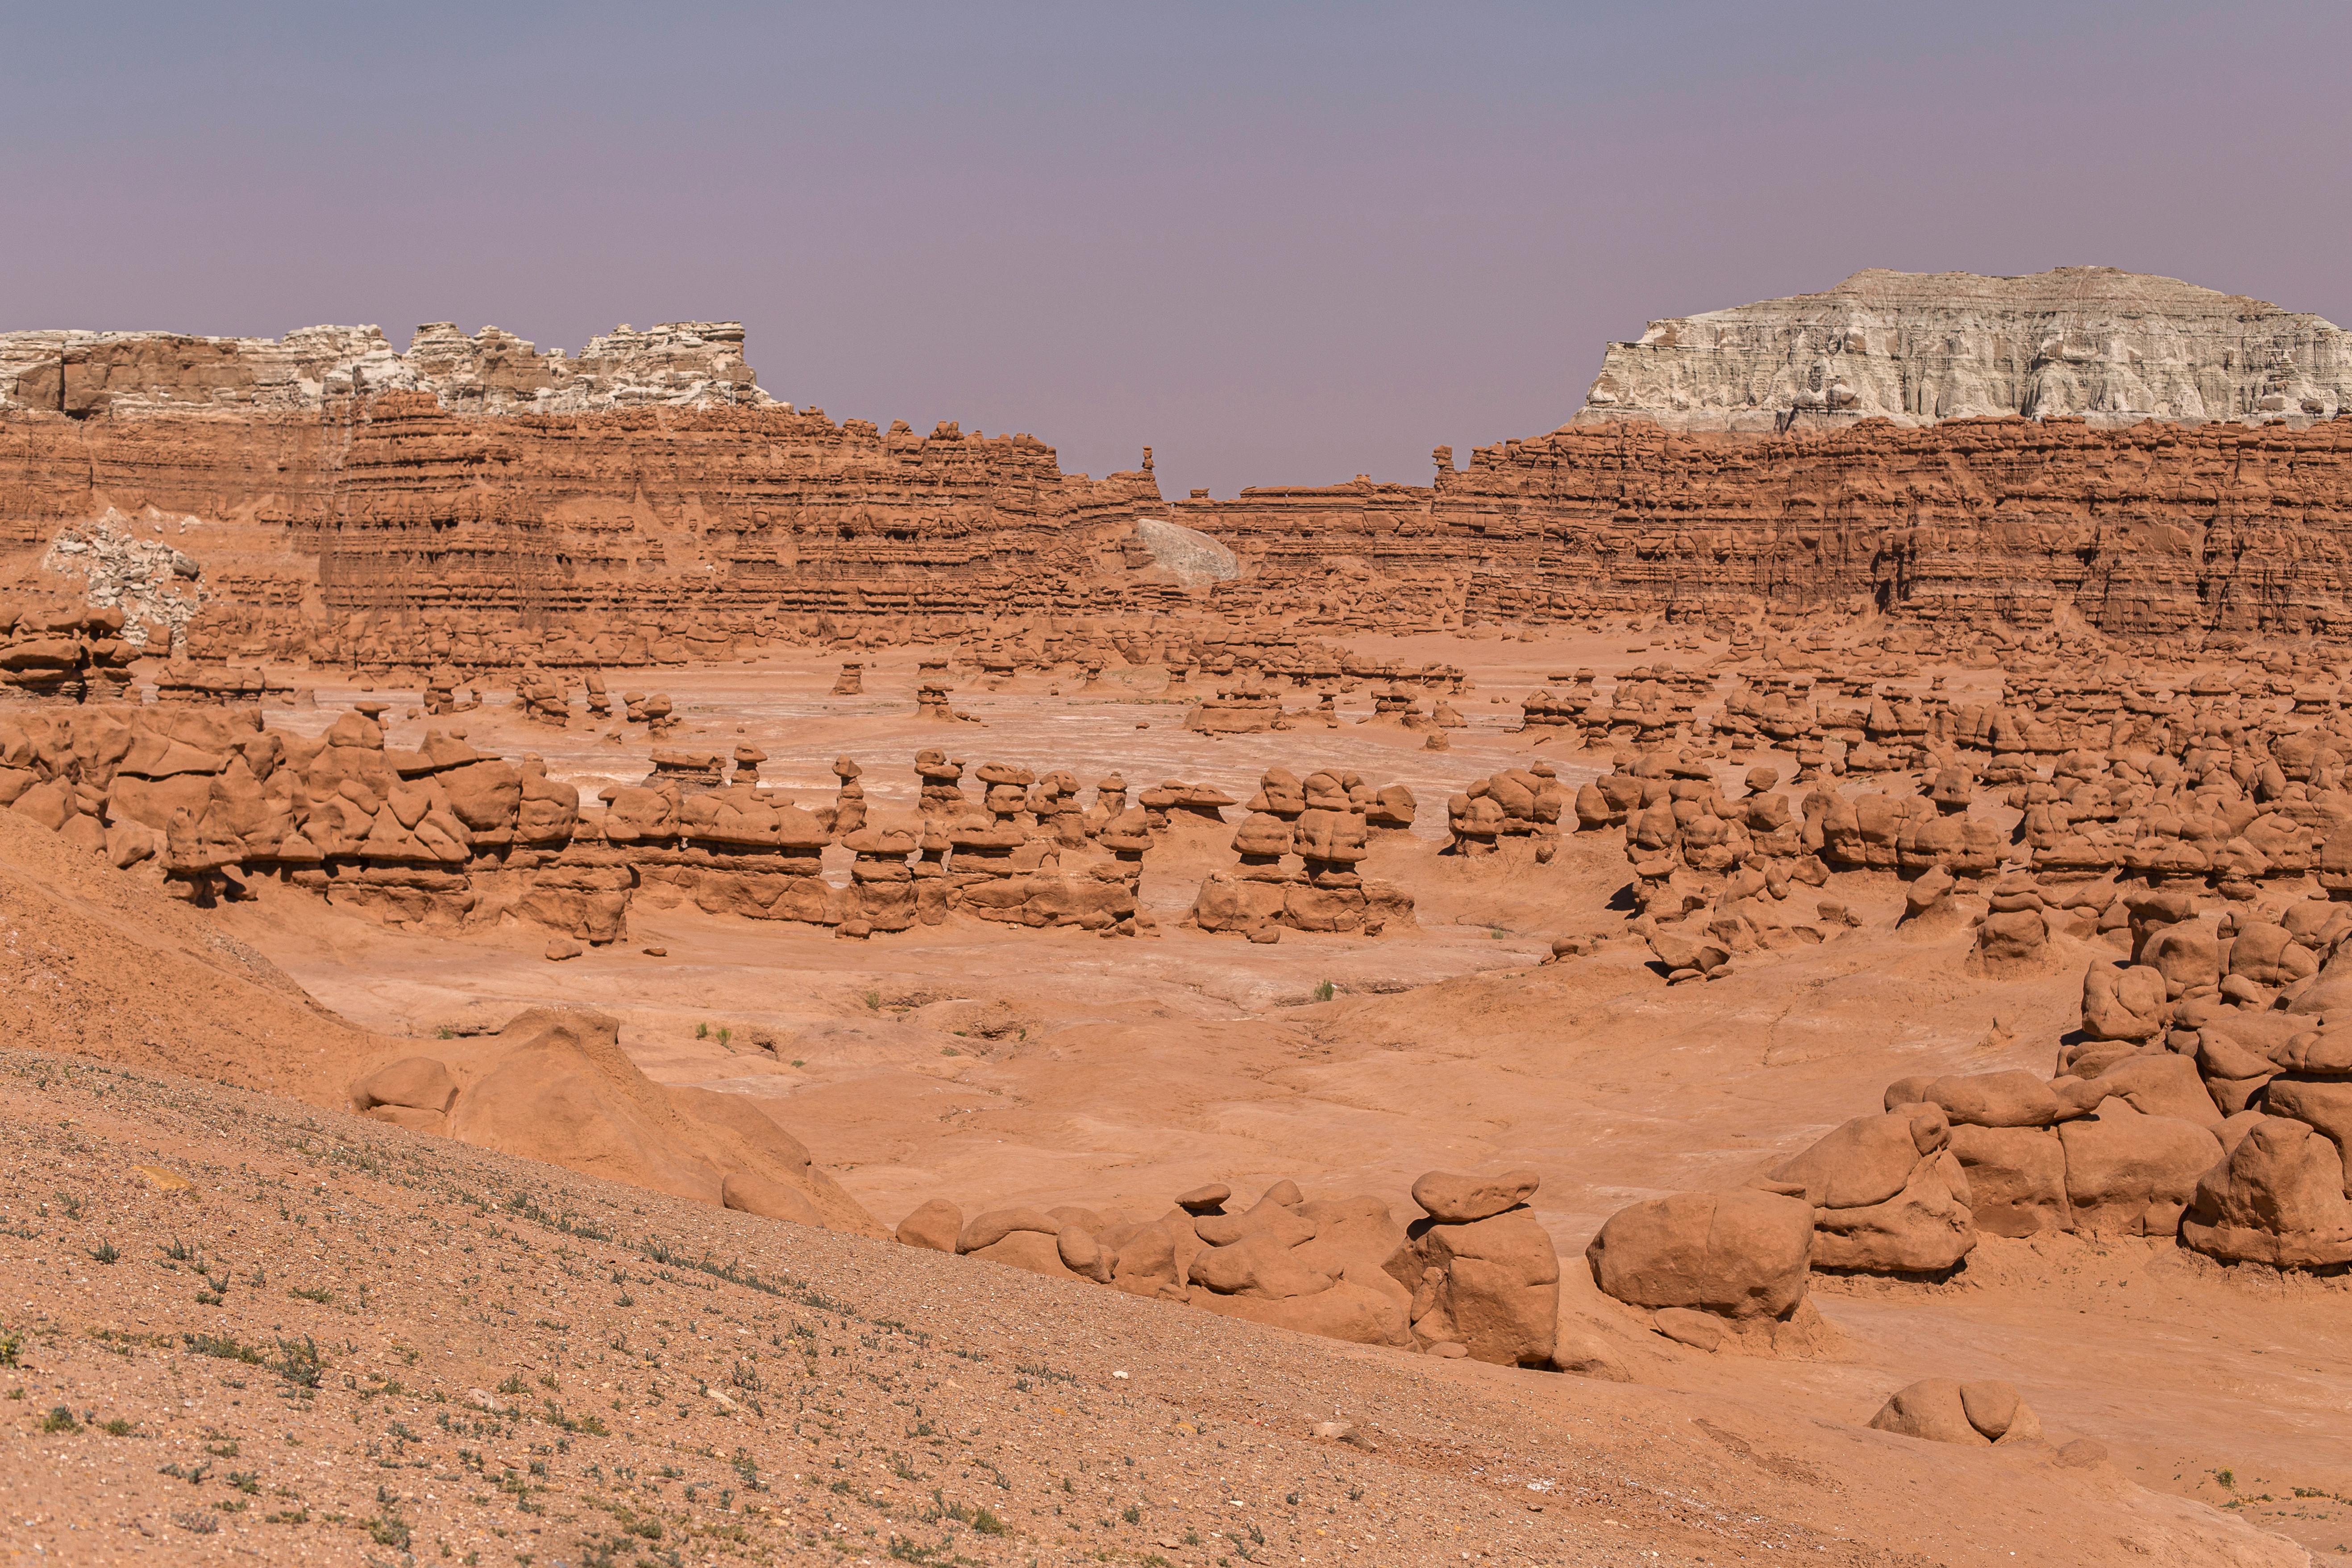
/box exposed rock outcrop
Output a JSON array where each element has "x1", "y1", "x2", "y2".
[
  {"x1": 0, "y1": 320, "x2": 771, "y2": 417},
  {"x1": 1571, "y1": 267, "x2": 2352, "y2": 433}
]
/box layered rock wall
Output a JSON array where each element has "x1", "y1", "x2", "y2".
[
  {"x1": 1175, "y1": 417, "x2": 2352, "y2": 638},
  {"x1": 0, "y1": 396, "x2": 1167, "y2": 668},
  {"x1": 17, "y1": 323, "x2": 2352, "y2": 657}
]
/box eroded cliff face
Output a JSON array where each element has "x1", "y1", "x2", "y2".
[
  {"x1": 1175, "y1": 417, "x2": 2352, "y2": 639},
  {"x1": 0, "y1": 320, "x2": 769, "y2": 417},
  {"x1": 12, "y1": 332, "x2": 2352, "y2": 667},
  {"x1": 0, "y1": 396, "x2": 1167, "y2": 668},
  {"x1": 1572, "y1": 268, "x2": 2352, "y2": 433}
]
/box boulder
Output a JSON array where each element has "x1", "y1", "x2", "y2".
[
  {"x1": 966, "y1": 1229, "x2": 1080, "y2": 1279},
  {"x1": 1411, "y1": 1168, "x2": 1541, "y2": 1224},
  {"x1": 349, "y1": 1055, "x2": 457, "y2": 1115},
  {"x1": 1869, "y1": 1379, "x2": 2043, "y2": 1446},
  {"x1": 2095, "y1": 1051, "x2": 2223, "y2": 1129},
  {"x1": 1766, "y1": 1108, "x2": 1950, "y2": 1210},
  {"x1": 720, "y1": 1170, "x2": 822, "y2": 1226},
  {"x1": 2081, "y1": 962, "x2": 2169, "y2": 1041},
  {"x1": 2057, "y1": 1103, "x2": 2223, "y2": 1236},
  {"x1": 1583, "y1": 1190, "x2": 1813, "y2": 1319},
  {"x1": 1189, "y1": 1231, "x2": 1332, "y2": 1300},
  {"x1": 1921, "y1": 1071, "x2": 2063, "y2": 1129},
  {"x1": 896, "y1": 1197, "x2": 963, "y2": 1253},
  {"x1": 2264, "y1": 1077, "x2": 2352, "y2": 1182},
  {"x1": 2182, "y1": 1116, "x2": 2352, "y2": 1267},
  {"x1": 1947, "y1": 1124, "x2": 2071, "y2": 1238},
  {"x1": 1808, "y1": 1152, "x2": 1977, "y2": 1273},
  {"x1": 956, "y1": 1207, "x2": 1063, "y2": 1254}
]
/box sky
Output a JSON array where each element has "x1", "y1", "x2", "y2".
[{"x1": 6, "y1": 4, "x2": 2352, "y2": 498}]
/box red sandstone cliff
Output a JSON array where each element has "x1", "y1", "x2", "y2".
[
  {"x1": 1173, "y1": 417, "x2": 2352, "y2": 639},
  {"x1": 9, "y1": 396, "x2": 2352, "y2": 666},
  {"x1": 0, "y1": 396, "x2": 1167, "y2": 668}
]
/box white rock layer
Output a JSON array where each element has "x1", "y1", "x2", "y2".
[
  {"x1": 0, "y1": 320, "x2": 776, "y2": 417},
  {"x1": 1572, "y1": 266, "x2": 2352, "y2": 433}
]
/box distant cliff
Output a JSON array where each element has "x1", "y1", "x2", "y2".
[
  {"x1": 13, "y1": 301, "x2": 2352, "y2": 665},
  {"x1": 0, "y1": 320, "x2": 770, "y2": 418},
  {"x1": 1175, "y1": 416, "x2": 2352, "y2": 639},
  {"x1": 1571, "y1": 267, "x2": 2352, "y2": 434}
]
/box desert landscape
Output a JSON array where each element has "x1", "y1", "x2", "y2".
[{"x1": 8, "y1": 265, "x2": 2352, "y2": 1568}]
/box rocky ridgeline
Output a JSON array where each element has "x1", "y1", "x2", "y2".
[
  {"x1": 0, "y1": 320, "x2": 769, "y2": 418},
  {"x1": 1187, "y1": 767, "x2": 1417, "y2": 939},
  {"x1": 1570, "y1": 267, "x2": 2352, "y2": 434}
]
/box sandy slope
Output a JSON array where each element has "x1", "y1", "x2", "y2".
[{"x1": 0, "y1": 1052, "x2": 2302, "y2": 1568}]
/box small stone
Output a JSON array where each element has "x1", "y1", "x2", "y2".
[
  {"x1": 1652, "y1": 1307, "x2": 1725, "y2": 1352},
  {"x1": 544, "y1": 937, "x2": 584, "y2": 962},
  {"x1": 1175, "y1": 1182, "x2": 1231, "y2": 1214},
  {"x1": 640, "y1": 946, "x2": 668, "y2": 958}
]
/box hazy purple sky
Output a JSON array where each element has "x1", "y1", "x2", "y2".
[{"x1": 8, "y1": 4, "x2": 2351, "y2": 498}]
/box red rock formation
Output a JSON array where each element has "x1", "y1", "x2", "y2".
[
  {"x1": 1176, "y1": 416, "x2": 2352, "y2": 638},
  {"x1": 17, "y1": 387, "x2": 2352, "y2": 655},
  {"x1": 0, "y1": 397, "x2": 1163, "y2": 668}
]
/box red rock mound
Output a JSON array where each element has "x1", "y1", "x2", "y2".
[{"x1": 346, "y1": 1008, "x2": 882, "y2": 1237}]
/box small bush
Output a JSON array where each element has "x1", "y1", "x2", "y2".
[{"x1": 41, "y1": 1406, "x2": 79, "y2": 1433}]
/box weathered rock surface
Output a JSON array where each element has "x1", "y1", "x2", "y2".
[
  {"x1": 1172, "y1": 414, "x2": 2352, "y2": 637},
  {"x1": 1571, "y1": 267, "x2": 2352, "y2": 433},
  {"x1": 0, "y1": 320, "x2": 769, "y2": 417}
]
